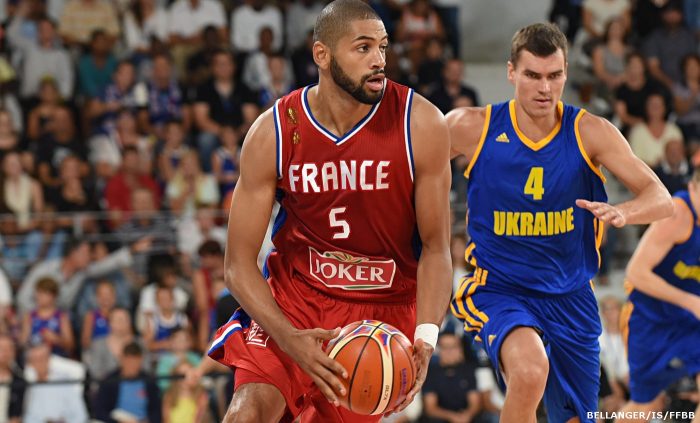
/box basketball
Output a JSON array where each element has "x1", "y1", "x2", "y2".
[{"x1": 325, "y1": 320, "x2": 416, "y2": 415}]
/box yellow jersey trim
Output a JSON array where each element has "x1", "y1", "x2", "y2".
[
  {"x1": 508, "y1": 100, "x2": 563, "y2": 151},
  {"x1": 673, "y1": 197, "x2": 694, "y2": 245},
  {"x1": 467, "y1": 268, "x2": 489, "y2": 324},
  {"x1": 594, "y1": 218, "x2": 605, "y2": 269},
  {"x1": 464, "y1": 104, "x2": 492, "y2": 178},
  {"x1": 450, "y1": 276, "x2": 483, "y2": 330},
  {"x1": 464, "y1": 242, "x2": 477, "y2": 266},
  {"x1": 574, "y1": 109, "x2": 607, "y2": 183},
  {"x1": 620, "y1": 301, "x2": 634, "y2": 356}
]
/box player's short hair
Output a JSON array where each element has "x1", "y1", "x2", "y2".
[
  {"x1": 313, "y1": 0, "x2": 381, "y2": 49},
  {"x1": 510, "y1": 23, "x2": 568, "y2": 67}
]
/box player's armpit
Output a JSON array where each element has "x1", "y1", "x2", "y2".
[
  {"x1": 446, "y1": 106, "x2": 488, "y2": 161},
  {"x1": 578, "y1": 112, "x2": 673, "y2": 225}
]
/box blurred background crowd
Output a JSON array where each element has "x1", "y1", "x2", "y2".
[{"x1": 0, "y1": 0, "x2": 697, "y2": 421}]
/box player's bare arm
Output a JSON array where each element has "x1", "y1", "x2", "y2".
[
  {"x1": 626, "y1": 200, "x2": 700, "y2": 320},
  {"x1": 394, "y1": 94, "x2": 452, "y2": 413},
  {"x1": 576, "y1": 112, "x2": 673, "y2": 227},
  {"x1": 446, "y1": 106, "x2": 488, "y2": 161},
  {"x1": 224, "y1": 109, "x2": 348, "y2": 405}
]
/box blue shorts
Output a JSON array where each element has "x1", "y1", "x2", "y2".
[
  {"x1": 450, "y1": 271, "x2": 602, "y2": 423},
  {"x1": 624, "y1": 301, "x2": 700, "y2": 403}
]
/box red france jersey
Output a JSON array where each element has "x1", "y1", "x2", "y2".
[{"x1": 265, "y1": 80, "x2": 419, "y2": 304}]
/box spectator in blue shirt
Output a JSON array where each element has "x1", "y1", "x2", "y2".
[{"x1": 94, "y1": 342, "x2": 161, "y2": 423}]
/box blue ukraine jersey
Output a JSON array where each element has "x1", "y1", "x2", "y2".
[
  {"x1": 629, "y1": 191, "x2": 700, "y2": 324},
  {"x1": 466, "y1": 100, "x2": 607, "y2": 295}
]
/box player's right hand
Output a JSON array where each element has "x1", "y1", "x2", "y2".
[
  {"x1": 278, "y1": 327, "x2": 348, "y2": 406},
  {"x1": 575, "y1": 199, "x2": 627, "y2": 227}
]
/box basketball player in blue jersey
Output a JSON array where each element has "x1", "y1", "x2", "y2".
[
  {"x1": 447, "y1": 23, "x2": 674, "y2": 423},
  {"x1": 616, "y1": 170, "x2": 700, "y2": 423}
]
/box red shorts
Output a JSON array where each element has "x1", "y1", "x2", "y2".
[{"x1": 208, "y1": 275, "x2": 416, "y2": 422}]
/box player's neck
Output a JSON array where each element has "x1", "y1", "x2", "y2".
[
  {"x1": 308, "y1": 81, "x2": 375, "y2": 138},
  {"x1": 513, "y1": 100, "x2": 561, "y2": 141}
]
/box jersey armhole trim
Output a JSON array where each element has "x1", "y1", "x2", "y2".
[
  {"x1": 273, "y1": 99, "x2": 283, "y2": 179},
  {"x1": 574, "y1": 109, "x2": 607, "y2": 183},
  {"x1": 673, "y1": 197, "x2": 694, "y2": 245},
  {"x1": 404, "y1": 89, "x2": 415, "y2": 182},
  {"x1": 464, "y1": 104, "x2": 491, "y2": 178},
  {"x1": 594, "y1": 218, "x2": 605, "y2": 269}
]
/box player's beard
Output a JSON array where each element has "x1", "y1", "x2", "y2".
[{"x1": 330, "y1": 55, "x2": 384, "y2": 105}]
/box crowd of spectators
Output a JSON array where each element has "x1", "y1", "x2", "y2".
[
  {"x1": 0, "y1": 0, "x2": 474, "y2": 421},
  {"x1": 0, "y1": 0, "x2": 697, "y2": 421}
]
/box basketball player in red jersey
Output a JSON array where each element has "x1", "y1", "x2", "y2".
[{"x1": 206, "y1": 0, "x2": 452, "y2": 421}]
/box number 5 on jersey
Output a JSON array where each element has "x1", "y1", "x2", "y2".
[
  {"x1": 524, "y1": 167, "x2": 544, "y2": 200},
  {"x1": 329, "y1": 207, "x2": 350, "y2": 239}
]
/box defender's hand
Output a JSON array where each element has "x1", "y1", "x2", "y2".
[
  {"x1": 388, "y1": 338, "x2": 433, "y2": 415},
  {"x1": 576, "y1": 199, "x2": 626, "y2": 228},
  {"x1": 278, "y1": 327, "x2": 348, "y2": 406}
]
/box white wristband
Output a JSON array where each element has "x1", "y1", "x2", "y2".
[{"x1": 414, "y1": 323, "x2": 439, "y2": 349}]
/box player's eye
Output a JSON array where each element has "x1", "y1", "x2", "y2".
[
  {"x1": 357, "y1": 45, "x2": 369, "y2": 52},
  {"x1": 379, "y1": 44, "x2": 388, "y2": 52}
]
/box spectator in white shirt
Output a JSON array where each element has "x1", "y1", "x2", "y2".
[
  {"x1": 23, "y1": 342, "x2": 88, "y2": 423},
  {"x1": 10, "y1": 17, "x2": 73, "y2": 100},
  {"x1": 230, "y1": 0, "x2": 283, "y2": 53},
  {"x1": 123, "y1": 0, "x2": 169, "y2": 55},
  {"x1": 167, "y1": 0, "x2": 227, "y2": 77},
  {"x1": 285, "y1": 0, "x2": 324, "y2": 52}
]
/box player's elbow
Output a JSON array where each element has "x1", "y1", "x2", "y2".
[
  {"x1": 624, "y1": 263, "x2": 649, "y2": 290},
  {"x1": 659, "y1": 190, "x2": 674, "y2": 219}
]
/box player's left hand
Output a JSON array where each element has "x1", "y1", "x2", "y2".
[
  {"x1": 385, "y1": 337, "x2": 433, "y2": 416},
  {"x1": 576, "y1": 199, "x2": 627, "y2": 228}
]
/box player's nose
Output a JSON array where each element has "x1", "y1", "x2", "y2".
[{"x1": 370, "y1": 47, "x2": 386, "y2": 69}]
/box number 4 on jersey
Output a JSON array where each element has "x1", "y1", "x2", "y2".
[
  {"x1": 329, "y1": 207, "x2": 350, "y2": 239},
  {"x1": 524, "y1": 167, "x2": 544, "y2": 200}
]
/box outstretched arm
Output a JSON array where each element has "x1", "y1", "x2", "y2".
[
  {"x1": 224, "y1": 109, "x2": 347, "y2": 405},
  {"x1": 393, "y1": 94, "x2": 452, "y2": 413},
  {"x1": 626, "y1": 199, "x2": 700, "y2": 320},
  {"x1": 577, "y1": 113, "x2": 673, "y2": 227}
]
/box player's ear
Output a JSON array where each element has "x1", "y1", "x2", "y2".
[
  {"x1": 507, "y1": 61, "x2": 515, "y2": 85},
  {"x1": 313, "y1": 41, "x2": 331, "y2": 70}
]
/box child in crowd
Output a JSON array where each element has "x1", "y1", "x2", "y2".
[
  {"x1": 20, "y1": 278, "x2": 74, "y2": 356},
  {"x1": 144, "y1": 286, "x2": 188, "y2": 353},
  {"x1": 81, "y1": 279, "x2": 117, "y2": 349},
  {"x1": 156, "y1": 328, "x2": 200, "y2": 392},
  {"x1": 162, "y1": 360, "x2": 210, "y2": 423}
]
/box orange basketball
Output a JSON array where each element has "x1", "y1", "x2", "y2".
[{"x1": 325, "y1": 320, "x2": 416, "y2": 415}]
